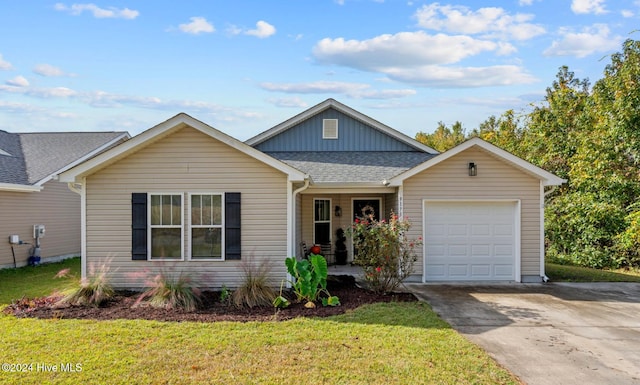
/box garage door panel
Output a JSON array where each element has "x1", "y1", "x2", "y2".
[
  {"x1": 471, "y1": 244, "x2": 491, "y2": 256},
  {"x1": 471, "y1": 265, "x2": 491, "y2": 277},
  {"x1": 471, "y1": 224, "x2": 490, "y2": 236},
  {"x1": 425, "y1": 201, "x2": 517, "y2": 281},
  {"x1": 448, "y1": 265, "x2": 469, "y2": 277}
]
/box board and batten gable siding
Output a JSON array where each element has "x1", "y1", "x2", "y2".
[
  {"x1": 84, "y1": 126, "x2": 290, "y2": 288},
  {"x1": 254, "y1": 108, "x2": 417, "y2": 152},
  {"x1": 402, "y1": 147, "x2": 542, "y2": 279},
  {"x1": 0, "y1": 180, "x2": 80, "y2": 268}
]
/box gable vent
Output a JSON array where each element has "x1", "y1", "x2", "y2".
[{"x1": 323, "y1": 119, "x2": 338, "y2": 139}]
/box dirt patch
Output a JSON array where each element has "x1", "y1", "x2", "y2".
[{"x1": 4, "y1": 276, "x2": 416, "y2": 322}]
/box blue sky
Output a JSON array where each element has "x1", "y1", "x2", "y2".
[{"x1": 0, "y1": 1, "x2": 636, "y2": 140}]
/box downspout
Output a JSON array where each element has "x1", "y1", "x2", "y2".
[
  {"x1": 287, "y1": 178, "x2": 310, "y2": 288},
  {"x1": 292, "y1": 178, "x2": 311, "y2": 256},
  {"x1": 67, "y1": 181, "x2": 87, "y2": 279}
]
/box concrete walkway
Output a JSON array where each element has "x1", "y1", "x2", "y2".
[{"x1": 406, "y1": 282, "x2": 640, "y2": 385}]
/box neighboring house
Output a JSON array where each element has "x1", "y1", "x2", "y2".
[
  {"x1": 59, "y1": 99, "x2": 564, "y2": 288},
  {"x1": 0, "y1": 130, "x2": 129, "y2": 268}
]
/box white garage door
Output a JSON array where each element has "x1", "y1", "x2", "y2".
[{"x1": 424, "y1": 201, "x2": 518, "y2": 281}]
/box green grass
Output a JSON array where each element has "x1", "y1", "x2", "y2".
[
  {"x1": 0, "y1": 258, "x2": 520, "y2": 385},
  {"x1": 546, "y1": 262, "x2": 640, "y2": 282},
  {"x1": 0, "y1": 303, "x2": 518, "y2": 385},
  {"x1": 0, "y1": 258, "x2": 80, "y2": 305}
]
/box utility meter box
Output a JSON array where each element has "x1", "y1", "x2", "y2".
[
  {"x1": 33, "y1": 224, "x2": 45, "y2": 238},
  {"x1": 9, "y1": 235, "x2": 20, "y2": 244}
]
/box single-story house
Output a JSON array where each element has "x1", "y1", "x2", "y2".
[
  {"x1": 0, "y1": 130, "x2": 129, "y2": 268},
  {"x1": 59, "y1": 99, "x2": 564, "y2": 287}
]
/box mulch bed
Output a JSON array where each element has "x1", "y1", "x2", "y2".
[{"x1": 3, "y1": 276, "x2": 416, "y2": 322}]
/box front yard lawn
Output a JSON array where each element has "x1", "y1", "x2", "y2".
[{"x1": 0, "y1": 258, "x2": 520, "y2": 385}]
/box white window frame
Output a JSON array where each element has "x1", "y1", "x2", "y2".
[
  {"x1": 313, "y1": 198, "x2": 332, "y2": 245},
  {"x1": 323, "y1": 119, "x2": 338, "y2": 139},
  {"x1": 188, "y1": 192, "x2": 225, "y2": 261},
  {"x1": 148, "y1": 193, "x2": 184, "y2": 261}
]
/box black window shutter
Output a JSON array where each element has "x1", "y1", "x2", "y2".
[
  {"x1": 131, "y1": 193, "x2": 148, "y2": 260},
  {"x1": 225, "y1": 192, "x2": 241, "y2": 260}
]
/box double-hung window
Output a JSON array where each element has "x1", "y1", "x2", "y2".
[
  {"x1": 132, "y1": 192, "x2": 241, "y2": 261},
  {"x1": 314, "y1": 198, "x2": 331, "y2": 245},
  {"x1": 190, "y1": 193, "x2": 223, "y2": 260},
  {"x1": 149, "y1": 194, "x2": 183, "y2": 259}
]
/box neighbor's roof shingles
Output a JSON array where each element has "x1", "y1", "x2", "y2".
[{"x1": 0, "y1": 131, "x2": 128, "y2": 186}]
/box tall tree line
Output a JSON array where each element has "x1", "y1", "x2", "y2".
[{"x1": 415, "y1": 39, "x2": 640, "y2": 269}]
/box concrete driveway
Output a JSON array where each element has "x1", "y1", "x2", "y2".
[{"x1": 406, "y1": 282, "x2": 640, "y2": 385}]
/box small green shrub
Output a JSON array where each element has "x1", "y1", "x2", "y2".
[
  {"x1": 285, "y1": 254, "x2": 339, "y2": 307},
  {"x1": 272, "y1": 280, "x2": 290, "y2": 309},
  {"x1": 232, "y1": 259, "x2": 276, "y2": 308},
  {"x1": 219, "y1": 284, "x2": 232, "y2": 305},
  {"x1": 58, "y1": 260, "x2": 115, "y2": 307},
  {"x1": 136, "y1": 272, "x2": 201, "y2": 311}
]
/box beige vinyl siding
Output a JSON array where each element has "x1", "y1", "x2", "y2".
[
  {"x1": 403, "y1": 147, "x2": 541, "y2": 277},
  {"x1": 85, "y1": 126, "x2": 290, "y2": 288},
  {"x1": 0, "y1": 181, "x2": 80, "y2": 268}
]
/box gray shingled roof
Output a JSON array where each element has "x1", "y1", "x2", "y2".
[
  {"x1": 0, "y1": 131, "x2": 127, "y2": 185},
  {"x1": 267, "y1": 151, "x2": 436, "y2": 184},
  {"x1": 0, "y1": 130, "x2": 29, "y2": 185}
]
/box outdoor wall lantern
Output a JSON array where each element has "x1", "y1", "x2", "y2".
[
  {"x1": 335, "y1": 205, "x2": 342, "y2": 217},
  {"x1": 468, "y1": 162, "x2": 477, "y2": 176}
]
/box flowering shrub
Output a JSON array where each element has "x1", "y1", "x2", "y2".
[{"x1": 349, "y1": 212, "x2": 421, "y2": 293}]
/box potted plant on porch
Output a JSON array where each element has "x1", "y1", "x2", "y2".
[{"x1": 335, "y1": 228, "x2": 348, "y2": 265}]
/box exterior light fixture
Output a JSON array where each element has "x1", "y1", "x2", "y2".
[
  {"x1": 468, "y1": 162, "x2": 477, "y2": 176},
  {"x1": 335, "y1": 205, "x2": 342, "y2": 217}
]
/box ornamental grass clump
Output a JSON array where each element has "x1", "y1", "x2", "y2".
[
  {"x1": 136, "y1": 272, "x2": 201, "y2": 312},
  {"x1": 232, "y1": 258, "x2": 277, "y2": 308},
  {"x1": 58, "y1": 259, "x2": 115, "y2": 307},
  {"x1": 349, "y1": 212, "x2": 421, "y2": 293}
]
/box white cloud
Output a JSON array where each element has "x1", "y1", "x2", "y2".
[
  {"x1": 179, "y1": 17, "x2": 215, "y2": 35},
  {"x1": 518, "y1": 0, "x2": 534, "y2": 5},
  {"x1": 414, "y1": 4, "x2": 545, "y2": 40},
  {"x1": 260, "y1": 80, "x2": 416, "y2": 99},
  {"x1": 313, "y1": 31, "x2": 499, "y2": 70},
  {"x1": 33, "y1": 64, "x2": 71, "y2": 77},
  {"x1": 0, "y1": 54, "x2": 13, "y2": 70},
  {"x1": 0, "y1": 101, "x2": 77, "y2": 122},
  {"x1": 544, "y1": 24, "x2": 622, "y2": 58},
  {"x1": 0, "y1": 85, "x2": 78, "y2": 98},
  {"x1": 266, "y1": 97, "x2": 309, "y2": 108},
  {"x1": 571, "y1": 0, "x2": 607, "y2": 14},
  {"x1": 246, "y1": 21, "x2": 276, "y2": 38},
  {"x1": 6, "y1": 76, "x2": 29, "y2": 87},
  {"x1": 54, "y1": 3, "x2": 139, "y2": 19},
  {"x1": 621, "y1": 9, "x2": 634, "y2": 17},
  {"x1": 383, "y1": 64, "x2": 537, "y2": 87},
  {"x1": 230, "y1": 21, "x2": 277, "y2": 38}
]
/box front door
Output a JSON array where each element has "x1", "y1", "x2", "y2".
[
  {"x1": 352, "y1": 198, "x2": 381, "y2": 221},
  {"x1": 352, "y1": 198, "x2": 382, "y2": 262}
]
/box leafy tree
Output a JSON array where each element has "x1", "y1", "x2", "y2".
[
  {"x1": 415, "y1": 121, "x2": 466, "y2": 152},
  {"x1": 472, "y1": 110, "x2": 526, "y2": 157}
]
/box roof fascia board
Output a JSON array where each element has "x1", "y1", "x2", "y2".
[
  {"x1": 245, "y1": 99, "x2": 439, "y2": 154},
  {"x1": 38, "y1": 132, "x2": 130, "y2": 186},
  {"x1": 0, "y1": 182, "x2": 42, "y2": 192},
  {"x1": 59, "y1": 114, "x2": 307, "y2": 183},
  {"x1": 389, "y1": 137, "x2": 566, "y2": 186}
]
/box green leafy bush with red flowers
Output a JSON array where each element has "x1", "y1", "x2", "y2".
[{"x1": 349, "y1": 212, "x2": 421, "y2": 294}]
